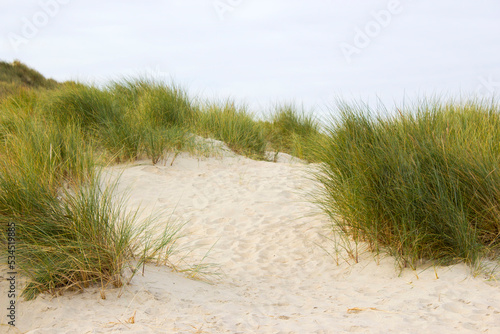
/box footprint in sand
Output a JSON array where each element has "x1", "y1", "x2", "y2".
[
  {"x1": 141, "y1": 166, "x2": 163, "y2": 175},
  {"x1": 442, "y1": 301, "x2": 472, "y2": 314},
  {"x1": 192, "y1": 193, "x2": 209, "y2": 209}
]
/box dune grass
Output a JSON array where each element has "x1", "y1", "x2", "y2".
[
  {"x1": 42, "y1": 79, "x2": 198, "y2": 164},
  {"x1": 1, "y1": 69, "x2": 274, "y2": 299},
  {"x1": 313, "y1": 100, "x2": 500, "y2": 270},
  {"x1": 0, "y1": 64, "x2": 283, "y2": 299},
  {"x1": 109, "y1": 79, "x2": 196, "y2": 164},
  {"x1": 33, "y1": 75, "x2": 317, "y2": 163},
  {"x1": 264, "y1": 103, "x2": 324, "y2": 162},
  {"x1": 8, "y1": 60, "x2": 500, "y2": 295},
  {"x1": 0, "y1": 60, "x2": 59, "y2": 100},
  {"x1": 0, "y1": 116, "x2": 91, "y2": 298},
  {"x1": 0, "y1": 85, "x2": 183, "y2": 299},
  {"x1": 197, "y1": 100, "x2": 266, "y2": 159}
]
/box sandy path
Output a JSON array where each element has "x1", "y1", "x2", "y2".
[{"x1": 2, "y1": 153, "x2": 500, "y2": 333}]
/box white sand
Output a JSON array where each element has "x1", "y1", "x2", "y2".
[{"x1": 2, "y1": 151, "x2": 500, "y2": 333}]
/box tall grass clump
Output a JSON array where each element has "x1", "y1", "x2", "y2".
[
  {"x1": 110, "y1": 79, "x2": 196, "y2": 164},
  {"x1": 314, "y1": 100, "x2": 500, "y2": 270},
  {"x1": 42, "y1": 82, "x2": 138, "y2": 161},
  {"x1": 0, "y1": 117, "x2": 93, "y2": 297},
  {"x1": 0, "y1": 88, "x2": 43, "y2": 136},
  {"x1": 124, "y1": 79, "x2": 197, "y2": 128},
  {"x1": 265, "y1": 103, "x2": 324, "y2": 162},
  {"x1": 142, "y1": 126, "x2": 188, "y2": 164},
  {"x1": 45, "y1": 79, "x2": 197, "y2": 163},
  {"x1": 0, "y1": 115, "x2": 181, "y2": 299},
  {"x1": 46, "y1": 82, "x2": 116, "y2": 130},
  {"x1": 198, "y1": 100, "x2": 266, "y2": 158},
  {"x1": 13, "y1": 176, "x2": 181, "y2": 300}
]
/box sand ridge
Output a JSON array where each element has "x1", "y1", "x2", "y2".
[{"x1": 2, "y1": 153, "x2": 500, "y2": 333}]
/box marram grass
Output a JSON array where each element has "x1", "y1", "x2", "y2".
[
  {"x1": 1, "y1": 71, "x2": 320, "y2": 300},
  {"x1": 0, "y1": 111, "x2": 182, "y2": 299},
  {"x1": 42, "y1": 79, "x2": 199, "y2": 163},
  {"x1": 198, "y1": 100, "x2": 266, "y2": 159},
  {"x1": 5, "y1": 61, "x2": 499, "y2": 295},
  {"x1": 313, "y1": 100, "x2": 500, "y2": 270},
  {"x1": 11, "y1": 176, "x2": 182, "y2": 300},
  {"x1": 264, "y1": 103, "x2": 325, "y2": 162}
]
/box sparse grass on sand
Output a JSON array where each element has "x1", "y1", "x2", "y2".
[{"x1": 312, "y1": 99, "x2": 500, "y2": 271}]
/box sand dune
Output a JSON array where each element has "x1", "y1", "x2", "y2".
[{"x1": 2, "y1": 152, "x2": 500, "y2": 333}]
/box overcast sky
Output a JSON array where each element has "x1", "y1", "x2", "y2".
[{"x1": 2, "y1": 0, "x2": 499, "y2": 117}]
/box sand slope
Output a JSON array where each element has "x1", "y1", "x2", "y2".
[{"x1": 2, "y1": 153, "x2": 500, "y2": 333}]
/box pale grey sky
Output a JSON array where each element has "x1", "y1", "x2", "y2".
[{"x1": 2, "y1": 0, "x2": 499, "y2": 116}]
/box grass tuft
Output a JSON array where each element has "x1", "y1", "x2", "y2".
[
  {"x1": 0, "y1": 113, "x2": 181, "y2": 299},
  {"x1": 264, "y1": 103, "x2": 324, "y2": 162},
  {"x1": 313, "y1": 99, "x2": 500, "y2": 270},
  {"x1": 198, "y1": 100, "x2": 266, "y2": 159}
]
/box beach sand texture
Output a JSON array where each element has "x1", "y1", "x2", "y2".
[{"x1": 2, "y1": 152, "x2": 500, "y2": 333}]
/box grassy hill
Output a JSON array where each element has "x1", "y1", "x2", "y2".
[{"x1": 0, "y1": 60, "x2": 59, "y2": 99}]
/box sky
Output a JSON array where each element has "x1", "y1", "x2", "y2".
[{"x1": 1, "y1": 0, "x2": 499, "y2": 118}]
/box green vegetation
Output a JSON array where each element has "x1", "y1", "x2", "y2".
[
  {"x1": 0, "y1": 62, "x2": 321, "y2": 165},
  {"x1": 264, "y1": 103, "x2": 324, "y2": 162},
  {"x1": 0, "y1": 60, "x2": 59, "y2": 100},
  {"x1": 3, "y1": 60, "x2": 500, "y2": 299},
  {"x1": 0, "y1": 64, "x2": 191, "y2": 299},
  {"x1": 43, "y1": 79, "x2": 196, "y2": 163},
  {"x1": 0, "y1": 62, "x2": 319, "y2": 299},
  {"x1": 198, "y1": 100, "x2": 266, "y2": 159},
  {"x1": 0, "y1": 109, "x2": 180, "y2": 299},
  {"x1": 313, "y1": 100, "x2": 500, "y2": 270}
]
